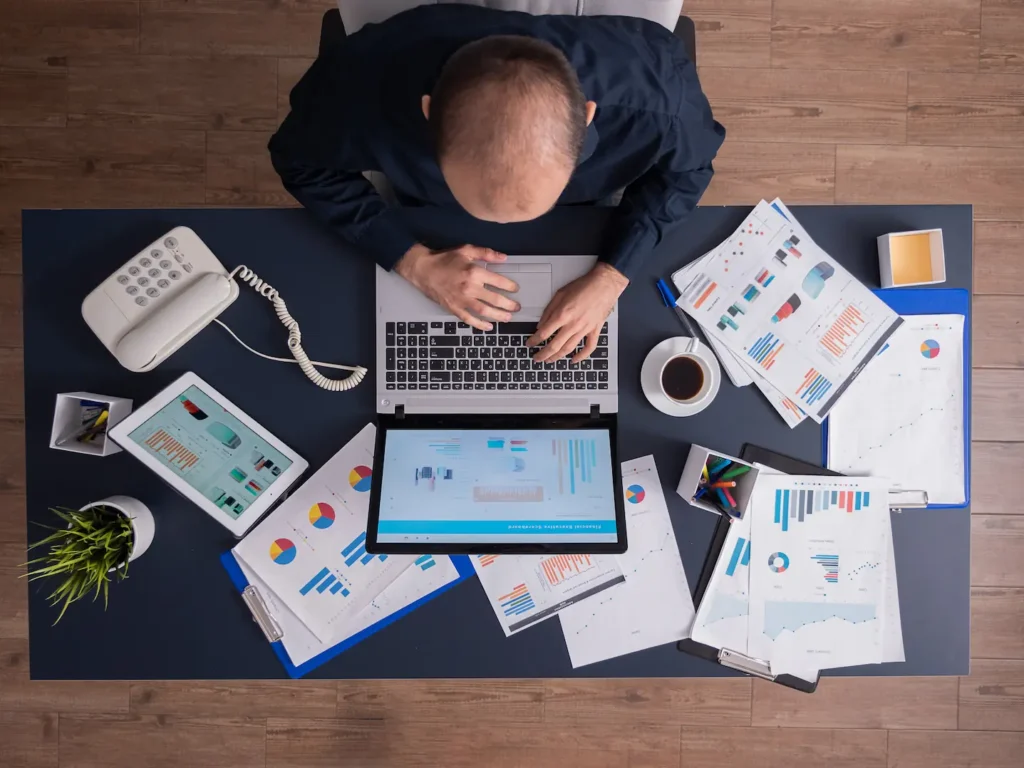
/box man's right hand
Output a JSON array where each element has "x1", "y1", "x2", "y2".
[{"x1": 394, "y1": 244, "x2": 521, "y2": 331}]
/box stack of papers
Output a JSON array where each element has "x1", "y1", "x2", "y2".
[
  {"x1": 690, "y1": 468, "x2": 904, "y2": 680},
  {"x1": 673, "y1": 199, "x2": 904, "y2": 427},
  {"x1": 473, "y1": 456, "x2": 696, "y2": 668},
  {"x1": 232, "y1": 424, "x2": 463, "y2": 668}
]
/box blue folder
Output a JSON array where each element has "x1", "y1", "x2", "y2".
[
  {"x1": 822, "y1": 287, "x2": 971, "y2": 509},
  {"x1": 221, "y1": 551, "x2": 475, "y2": 678}
]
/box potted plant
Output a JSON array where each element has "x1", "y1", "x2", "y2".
[{"x1": 26, "y1": 495, "x2": 155, "y2": 622}]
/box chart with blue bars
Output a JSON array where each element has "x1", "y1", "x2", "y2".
[
  {"x1": 555, "y1": 437, "x2": 599, "y2": 495},
  {"x1": 499, "y1": 583, "x2": 536, "y2": 617},
  {"x1": 811, "y1": 553, "x2": 839, "y2": 583},
  {"x1": 414, "y1": 554, "x2": 436, "y2": 571},
  {"x1": 299, "y1": 567, "x2": 350, "y2": 597},
  {"x1": 341, "y1": 531, "x2": 389, "y2": 567},
  {"x1": 774, "y1": 487, "x2": 872, "y2": 531},
  {"x1": 725, "y1": 536, "x2": 751, "y2": 577}
]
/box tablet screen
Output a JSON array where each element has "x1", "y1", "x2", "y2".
[
  {"x1": 126, "y1": 385, "x2": 294, "y2": 520},
  {"x1": 376, "y1": 429, "x2": 619, "y2": 544}
]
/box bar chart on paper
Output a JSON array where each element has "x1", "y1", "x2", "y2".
[
  {"x1": 818, "y1": 303, "x2": 867, "y2": 359},
  {"x1": 540, "y1": 555, "x2": 599, "y2": 587},
  {"x1": 747, "y1": 332, "x2": 784, "y2": 370},
  {"x1": 341, "y1": 532, "x2": 389, "y2": 567},
  {"x1": 773, "y1": 487, "x2": 872, "y2": 531}
]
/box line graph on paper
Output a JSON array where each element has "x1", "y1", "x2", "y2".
[{"x1": 842, "y1": 388, "x2": 960, "y2": 462}]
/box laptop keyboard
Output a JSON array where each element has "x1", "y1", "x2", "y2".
[{"x1": 384, "y1": 321, "x2": 610, "y2": 392}]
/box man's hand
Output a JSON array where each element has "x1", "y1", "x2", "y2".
[
  {"x1": 395, "y1": 244, "x2": 520, "y2": 331},
  {"x1": 527, "y1": 263, "x2": 629, "y2": 363}
]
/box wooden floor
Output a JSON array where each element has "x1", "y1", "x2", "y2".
[{"x1": 1, "y1": 0, "x2": 1023, "y2": 765}]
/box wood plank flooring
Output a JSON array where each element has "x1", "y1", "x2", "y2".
[{"x1": 1, "y1": 0, "x2": 1022, "y2": 765}]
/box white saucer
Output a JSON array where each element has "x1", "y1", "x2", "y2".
[{"x1": 641, "y1": 337, "x2": 722, "y2": 417}]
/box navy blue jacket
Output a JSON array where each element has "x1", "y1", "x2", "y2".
[{"x1": 269, "y1": 5, "x2": 725, "y2": 279}]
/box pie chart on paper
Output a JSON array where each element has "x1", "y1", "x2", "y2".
[
  {"x1": 349, "y1": 465, "x2": 372, "y2": 492},
  {"x1": 626, "y1": 484, "x2": 646, "y2": 504},
  {"x1": 920, "y1": 339, "x2": 941, "y2": 359},
  {"x1": 269, "y1": 538, "x2": 296, "y2": 565},
  {"x1": 308, "y1": 502, "x2": 336, "y2": 529}
]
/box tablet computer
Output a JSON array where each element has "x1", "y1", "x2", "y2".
[
  {"x1": 366, "y1": 413, "x2": 626, "y2": 555},
  {"x1": 109, "y1": 372, "x2": 308, "y2": 537}
]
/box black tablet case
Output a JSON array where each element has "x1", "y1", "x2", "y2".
[{"x1": 676, "y1": 444, "x2": 844, "y2": 693}]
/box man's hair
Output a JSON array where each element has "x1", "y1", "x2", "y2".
[{"x1": 429, "y1": 35, "x2": 588, "y2": 173}]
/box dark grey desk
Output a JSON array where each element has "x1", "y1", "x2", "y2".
[{"x1": 21, "y1": 204, "x2": 972, "y2": 680}]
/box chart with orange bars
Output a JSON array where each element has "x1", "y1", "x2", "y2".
[
  {"x1": 144, "y1": 428, "x2": 199, "y2": 471},
  {"x1": 540, "y1": 555, "x2": 596, "y2": 587},
  {"x1": 820, "y1": 304, "x2": 867, "y2": 358}
]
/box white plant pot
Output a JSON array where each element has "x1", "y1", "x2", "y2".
[{"x1": 80, "y1": 495, "x2": 155, "y2": 568}]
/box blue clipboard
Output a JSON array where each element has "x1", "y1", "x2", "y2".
[
  {"x1": 822, "y1": 287, "x2": 971, "y2": 509},
  {"x1": 221, "y1": 551, "x2": 475, "y2": 678}
]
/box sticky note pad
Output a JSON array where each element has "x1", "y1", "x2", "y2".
[{"x1": 890, "y1": 233, "x2": 934, "y2": 285}]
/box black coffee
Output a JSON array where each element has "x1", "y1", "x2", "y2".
[{"x1": 662, "y1": 356, "x2": 705, "y2": 402}]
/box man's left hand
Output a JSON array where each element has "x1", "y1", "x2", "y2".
[{"x1": 527, "y1": 263, "x2": 629, "y2": 363}]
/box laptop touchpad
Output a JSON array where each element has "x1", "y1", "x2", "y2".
[{"x1": 488, "y1": 264, "x2": 553, "y2": 311}]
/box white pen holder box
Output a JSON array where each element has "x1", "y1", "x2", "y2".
[
  {"x1": 50, "y1": 392, "x2": 132, "y2": 457},
  {"x1": 877, "y1": 229, "x2": 946, "y2": 288},
  {"x1": 677, "y1": 444, "x2": 759, "y2": 518}
]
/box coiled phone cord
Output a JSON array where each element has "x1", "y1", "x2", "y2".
[{"x1": 214, "y1": 266, "x2": 368, "y2": 392}]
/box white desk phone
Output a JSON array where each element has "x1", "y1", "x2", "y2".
[{"x1": 81, "y1": 226, "x2": 367, "y2": 391}]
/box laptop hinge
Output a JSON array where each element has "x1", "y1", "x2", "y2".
[
  {"x1": 396, "y1": 405, "x2": 406, "y2": 420},
  {"x1": 590, "y1": 404, "x2": 600, "y2": 419}
]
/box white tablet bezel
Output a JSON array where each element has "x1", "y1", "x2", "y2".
[{"x1": 109, "y1": 371, "x2": 308, "y2": 537}]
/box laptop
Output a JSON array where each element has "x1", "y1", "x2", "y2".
[{"x1": 367, "y1": 255, "x2": 626, "y2": 555}]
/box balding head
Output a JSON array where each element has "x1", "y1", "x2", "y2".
[{"x1": 424, "y1": 35, "x2": 596, "y2": 223}]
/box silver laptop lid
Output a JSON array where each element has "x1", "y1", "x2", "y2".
[{"x1": 376, "y1": 255, "x2": 619, "y2": 415}]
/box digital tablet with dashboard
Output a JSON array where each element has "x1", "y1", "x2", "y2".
[
  {"x1": 109, "y1": 372, "x2": 308, "y2": 537},
  {"x1": 366, "y1": 413, "x2": 626, "y2": 555}
]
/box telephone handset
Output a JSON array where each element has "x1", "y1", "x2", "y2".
[{"x1": 82, "y1": 227, "x2": 367, "y2": 391}]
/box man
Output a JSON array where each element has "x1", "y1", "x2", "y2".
[{"x1": 270, "y1": 3, "x2": 724, "y2": 361}]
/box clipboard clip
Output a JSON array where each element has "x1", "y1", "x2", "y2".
[
  {"x1": 242, "y1": 585, "x2": 283, "y2": 643},
  {"x1": 887, "y1": 489, "x2": 929, "y2": 512},
  {"x1": 718, "y1": 648, "x2": 774, "y2": 681}
]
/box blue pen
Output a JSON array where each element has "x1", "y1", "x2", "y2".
[
  {"x1": 657, "y1": 279, "x2": 702, "y2": 338},
  {"x1": 715, "y1": 488, "x2": 730, "y2": 508},
  {"x1": 656, "y1": 279, "x2": 675, "y2": 308}
]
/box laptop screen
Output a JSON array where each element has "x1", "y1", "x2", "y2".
[{"x1": 375, "y1": 429, "x2": 619, "y2": 545}]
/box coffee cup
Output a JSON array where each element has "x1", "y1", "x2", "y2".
[{"x1": 659, "y1": 339, "x2": 716, "y2": 408}]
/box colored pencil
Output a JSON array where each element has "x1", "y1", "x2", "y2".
[{"x1": 719, "y1": 464, "x2": 750, "y2": 481}]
